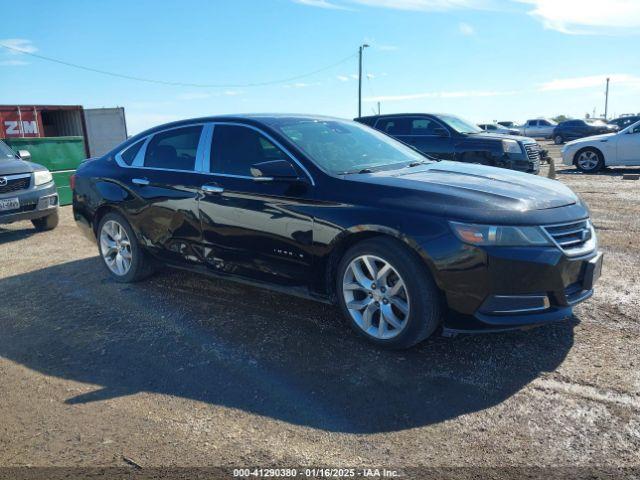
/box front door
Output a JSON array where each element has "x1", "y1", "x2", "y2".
[
  {"x1": 197, "y1": 123, "x2": 315, "y2": 287},
  {"x1": 617, "y1": 124, "x2": 640, "y2": 165}
]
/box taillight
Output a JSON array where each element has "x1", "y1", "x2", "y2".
[{"x1": 69, "y1": 174, "x2": 76, "y2": 191}]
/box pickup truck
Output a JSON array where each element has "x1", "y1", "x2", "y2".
[
  {"x1": 518, "y1": 118, "x2": 557, "y2": 139},
  {"x1": 356, "y1": 113, "x2": 541, "y2": 174}
]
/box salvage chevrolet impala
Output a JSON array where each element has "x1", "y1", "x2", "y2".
[{"x1": 72, "y1": 115, "x2": 603, "y2": 349}]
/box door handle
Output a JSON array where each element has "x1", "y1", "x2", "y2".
[
  {"x1": 132, "y1": 178, "x2": 150, "y2": 186},
  {"x1": 201, "y1": 184, "x2": 224, "y2": 194}
]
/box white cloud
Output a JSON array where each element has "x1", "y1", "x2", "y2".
[
  {"x1": 291, "y1": 0, "x2": 352, "y2": 9},
  {"x1": 365, "y1": 89, "x2": 518, "y2": 102},
  {"x1": 224, "y1": 90, "x2": 243, "y2": 96},
  {"x1": 292, "y1": 0, "x2": 486, "y2": 11},
  {"x1": 0, "y1": 38, "x2": 38, "y2": 55},
  {"x1": 458, "y1": 22, "x2": 475, "y2": 35},
  {"x1": 377, "y1": 44, "x2": 399, "y2": 51},
  {"x1": 351, "y1": 0, "x2": 485, "y2": 11},
  {"x1": 336, "y1": 75, "x2": 351, "y2": 82},
  {"x1": 0, "y1": 59, "x2": 28, "y2": 66},
  {"x1": 538, "y1": 74, "x2": 640, "y2": 91},
  {"x1": 518, "y1": 0, "x2": 640, "y2": 34},
  {"x1": 285, "y1": 82, "x2": 321, "y2": 88}
]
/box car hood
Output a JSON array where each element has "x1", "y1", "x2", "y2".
[
  {"x1": 565, "y1": 132, "x2": 616, "y2": 147},
  {"x1": 0, "y1": 158, "x2": 40, "y2": 175},
  {"x1": 346, "y1": 161, "x2": 585, "y2": 225}
]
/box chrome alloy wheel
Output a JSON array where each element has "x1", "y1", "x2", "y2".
[
  {"x1": 342, "y1": 255, "x2": 410, "y2": 340},
  {"x1": 100, "y1": 220, "x2": 132, "y2": 276},
  {"x1": 576, "y1": 150, "x2": 600, "y2": 171}
]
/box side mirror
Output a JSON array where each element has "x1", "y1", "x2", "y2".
[
  {"x1": 433, "y1": 127, "x2": 448, "y2": 137},
  {"x1": 18, "y1": 150, "x2": 31, "y2": 161},
  {"x1": 250, "y1": 159, "x2": 299, "y2": 182}
]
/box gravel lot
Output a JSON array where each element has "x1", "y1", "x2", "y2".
[{"x1": 0, "y1": 143, "x2": 638, "y2": 475}]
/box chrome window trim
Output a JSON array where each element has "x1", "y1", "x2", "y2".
[
  {"x1": 374, "y1": 116, "x2": 452, "y2": 138},
  {"x1": 114, "y1": 123, "x2": 207, "y2": 173},
  {"x1": 207, "y1": 121, "x2": 315, "y2": 186}
]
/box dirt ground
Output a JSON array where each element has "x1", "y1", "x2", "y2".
[{"x1": 0, "y1": 142, "x2": 638, "y2": 476}]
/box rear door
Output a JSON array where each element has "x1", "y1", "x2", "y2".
[
  {"x1": 197, "y1": 123, "x2": 315, "y2": 287},
  {"x1": 116, "y1": 124, "x2": 208, "y2": 265}
]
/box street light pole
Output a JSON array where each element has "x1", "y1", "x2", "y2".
[
  {"x1": 358, "y1": 44, "x2": 369, "y2": 118},
  {"x1": 604, "y1": 77, "x2": 610, "y2": 120}
]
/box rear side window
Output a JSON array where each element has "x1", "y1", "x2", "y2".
[
  {"x1": 144, "y1": 126, "x2": 202, "y2": 171},
  {"x1": 211, "y1": 125, "x2": 289, "y2": 176},
  {"x1": 374, "y1": 118, "x2": 411, "y2": 136},
  {"x1": 120, "y1": 140, "x2": 144, "y2": 165}
]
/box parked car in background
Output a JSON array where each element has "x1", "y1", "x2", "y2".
[
  {"x1": 73, "y1": 114, "x2": 602, "y2": 349},
  {"x1": 608, "y1": 115, "x2": 640, "y2": 130},
  {"x1": 552, "y1": 119, "x2": 618, "y2": 144},
  {"x1": 0, "y1": 139, "x2": 59, "y2": 230},
  {"x1": 478, "y1": 123, "x2": 520, "y2": 135},
  {"x1": 356, "y1": 113, "x2": 541, "y2": 174},
  {"x1": 498, "y1": 121, "x2": 518, "y2": 129},
  {"x1": 518, "y1": 118, "x2": 557, "y2": 138},
  {"x1": 562, "y1": 119, "x2": 640, "y2": 173}
]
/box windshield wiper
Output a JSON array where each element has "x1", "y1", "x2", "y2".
[{"x1": 339, "y1": 167, "x2": 375, "y2": 175}]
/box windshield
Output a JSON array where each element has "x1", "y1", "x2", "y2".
[
  {"x1": 0, "y1": 140, "x2": 17, "y2": 161},
  {"x1": 275, "y1": 119, "x2": 428, "y2": 175},
  {"x1": 436, "y1": 114, "x2": 483, "y2": 134}
]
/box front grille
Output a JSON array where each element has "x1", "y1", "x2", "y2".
[
  {"x1": 0, "y1": 175, "x2": 31, "y2": 194},
  {"x1": 524, "y1": 143, "x2": 541, "y2": 162},
  {"x1": 543, "y1": 220, "x2": 594, "y2": 255}
]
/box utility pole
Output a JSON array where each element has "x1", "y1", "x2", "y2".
[
  {"x1": 377, "y1": 101, "x2": 381, "y2": 115},
  {"x1": 604, "y1": 77, "x2": 610, "y2": 120},
  {"x1": 358, "y1": 44, "x2": 369, "y2": 118}
]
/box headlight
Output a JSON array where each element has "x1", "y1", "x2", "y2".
[
  {"x1": 449, "y1": 221, "x2": 551, "y2": 246},
  {"x1": 34, "y1": 170, "x2": 53, "y2": 186},
  {"x1": 502, "y1": 139, "x2": 522, "y2": 154}
]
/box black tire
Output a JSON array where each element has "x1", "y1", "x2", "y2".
[
  {"x1": 553, "y1": 134, "x2": 564, "y2": 145},
  {"x1": 336, "y1": 237, "x2": 443, "y2": 349},
  {"x1": 97, "y1": 212, "x2": 155, "y2": 283},
  {"x1": 31, "y1": 211, "x2": 59, "y2": 231},
  {"x1": 574, "y1": 148, "x2": 604, "y2": 173}
]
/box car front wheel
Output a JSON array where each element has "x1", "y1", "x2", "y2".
[
  {"x1": 32, "y1": 211, "x2": 59, "y2": 231},
  {"x1": 554, "y1": 134, "x2": 564, "y2": 145},
  {"x1": 97, "y1": 212, "x2": 155, "y2": 282},
  {"x1": 575, "y1": 148, "x2": 604, "y2": 173},
  {"x1": 336, "y1": 237, "x2": 443, "y2": 349}
]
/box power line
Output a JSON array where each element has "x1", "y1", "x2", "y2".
[{"x1": 0, "y1": 43, "x2": 357, "y2": 88}]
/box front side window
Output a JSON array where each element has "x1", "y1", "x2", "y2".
[
  {"x1": 436, "y1": 115, "x2": 481, "y2": 134},
  {"x1": 144, "y1": 126, "x2": 202, "y2": 170},
  {"x1": 275, "y1": 119, "x2": 426, "y2": 175},
  {"x1": 211, "y1": 125, "x2": 289, "y2": 176},
  {"x1": 410, "y1": 118, "x2": 442, "y2": 135}
]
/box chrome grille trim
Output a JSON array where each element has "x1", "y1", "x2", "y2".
[{"x1": 543, "y1": 219, "x2": 596, "y2": 257}]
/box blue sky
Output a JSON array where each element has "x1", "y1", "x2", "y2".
[{"x1": 1, "y1": 0, "x2": 639, "y2": 134}]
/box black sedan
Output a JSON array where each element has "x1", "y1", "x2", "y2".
[
  {"x1": 0, "y1": 140, "x2": 59, "y2": 231},
  {"x1": 72, "y1": 115, "x2": 602, "y2": 349},
  {"x1": 552, "y1": 119, "x2": 618, "y2": 144}
]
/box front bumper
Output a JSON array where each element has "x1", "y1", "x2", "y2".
[
  {"x1": 430, "y1": 237, "x2": 602, "y2": 332},
  {"x1": 0, "y1": 182, "x2": 59, "y2": 225}
]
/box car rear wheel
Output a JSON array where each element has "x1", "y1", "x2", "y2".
[
  {"x1": 554, "y1": 134, "x2": 564, "y2": 145},
  {"x1": 575, "y1": 148, "x2": 604, "y2": 173},
  {"x1": 31, "y1": 211, "x2": 59, "y2": 231},
  {"x1": 336, "y1": 237, "x2": 443, "y2": 349},
  {"x1": 98, "y1": 212, "x2": 155, "y2": 282}
]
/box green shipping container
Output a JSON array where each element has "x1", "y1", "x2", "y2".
[{"x1": 4, "y1": 136, "x2": 86, "y2": 206}]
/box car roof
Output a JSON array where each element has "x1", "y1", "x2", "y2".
[{"x1": 357, "y1": 113, "x2": 449, "y2": 120}]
